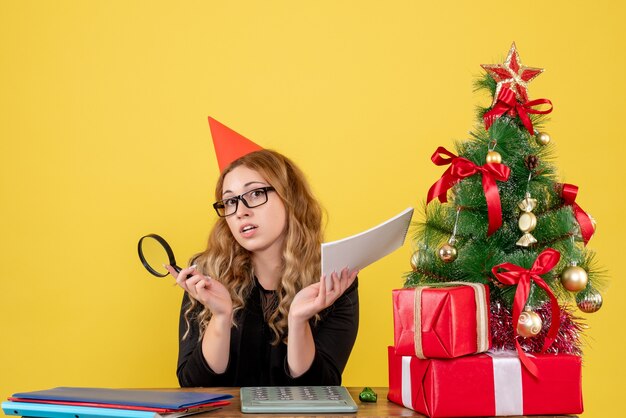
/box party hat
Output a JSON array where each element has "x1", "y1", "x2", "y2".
[{"x1": 208, "y1": 116, "x2": 263, "y2": 171}]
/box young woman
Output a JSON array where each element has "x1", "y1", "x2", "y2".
[{"x1": 166, "y1": 149, "x2": 359, "y2": 387}]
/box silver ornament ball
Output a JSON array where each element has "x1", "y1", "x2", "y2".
[{"x1": 576, "y1": 289, "x2": 603, "y2": 313}]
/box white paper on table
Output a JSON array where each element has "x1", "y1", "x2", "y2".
[{"x1": 321, "y1": 207, "x2": 414, "y2": 279}]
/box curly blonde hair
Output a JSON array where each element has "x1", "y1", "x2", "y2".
[{"x1": 183, "y1": 149, "x2": 323, "y2": 344}]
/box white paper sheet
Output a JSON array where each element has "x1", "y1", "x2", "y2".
[{"x1": 321, "y1": 207, "x2": 414, "y2": 278}]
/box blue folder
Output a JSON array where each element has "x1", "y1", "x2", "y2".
[
  {"x1": 9, "y1": 387, "x2": 232, "y2": 409},
  {"x1": 3, "y1": 401, "x2": 166, "y2": 418}
]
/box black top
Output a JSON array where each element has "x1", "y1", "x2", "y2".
[{"x1": 176, "y1": 277, "x2": 359, "y2": 387}]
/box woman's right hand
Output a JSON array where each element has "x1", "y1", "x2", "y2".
[{"x1": 165, "y1": 265, "x2": 233, "y2": 318}]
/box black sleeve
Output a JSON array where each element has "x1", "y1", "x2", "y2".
[
  {"x1": 283, "y1": 277, "x2": 359, "y2": 385},
  {"x1": 176, "y1": 293, "x2": 234, "y2": 387}
]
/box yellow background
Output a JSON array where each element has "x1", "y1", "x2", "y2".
[{"x1": 1, "y1": 1, "x2": 624, "y2": 416}]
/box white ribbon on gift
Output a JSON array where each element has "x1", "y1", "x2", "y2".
[
  {"x1": 486, "y1": 350, "x2": 524, "y2": 416},
  {"x1": 401, "y1": 356, "x2": 414, "y2": 410},
  {"x1": 399, "y1": 350, "x2": 524, "y2": 416}
]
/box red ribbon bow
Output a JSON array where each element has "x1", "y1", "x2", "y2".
[
  {"x1": 426, "y1": 147, "x2": 511, "y2": 236},
  {"x1": 491, "y1": 248, "x2": 562, "y2": 377},
  {"x1": 483, "y1": 86, "x2": 553, "y2": 135},
  {"x1": 560, "y1": 183, "x2": 594, "y2": 245}
]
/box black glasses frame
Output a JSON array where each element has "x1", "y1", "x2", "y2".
[{"x1": 212, "y1": 186, "x2": 276, "y2": 217}]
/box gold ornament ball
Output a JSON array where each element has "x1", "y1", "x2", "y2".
[
  {"x1": 438, "y1": 243, "x2": 458, "y2": 263},
  {"x1": 576, "y1": 289, "x2": 603, "y2": 313},
  {"x1": 560, "y1": 265, "x2": 589, "y2": 292},
  {"x1": 536, "y1": 132, "x2": 551, "y2": 146},
  {"x1": 410, "y1": 251, "x2": 419, "y2": 271},
  {"x1": 518, "y1": 212, "x2": 537, "y2": 233},
  {"x1": 517, "y1": 310, "x2": 543, "y2": 338},
  {"x1": 486, "y1": 150, "x2": 502, "y2": 164}
]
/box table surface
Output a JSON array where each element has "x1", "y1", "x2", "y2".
[{"x1": 178, "y1": 387, "x2": 578, "y2": 418}]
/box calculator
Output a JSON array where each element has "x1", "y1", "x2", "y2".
[{"x1": 240, "y1": 386, "x2": 358, "y2": 413}]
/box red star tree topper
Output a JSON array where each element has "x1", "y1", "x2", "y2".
[{"x1": 481, "y1": 42, "x2": 544, "y2": 105}]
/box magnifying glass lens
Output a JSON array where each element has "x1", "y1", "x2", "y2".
[{"x1": 140, "y1": 236, "x2": 171, "y2": 276}]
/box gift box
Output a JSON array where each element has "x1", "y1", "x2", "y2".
[
  {"x1": 387, "y1": 346, "x2": 583, "y2": 417},
  {"x1": 393, "y1": 283, "x2": 490, "y2": 358}
]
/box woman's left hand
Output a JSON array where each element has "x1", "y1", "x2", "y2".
[{"x1": 288, "y1": 268, "x2": 358, "y2": 323}]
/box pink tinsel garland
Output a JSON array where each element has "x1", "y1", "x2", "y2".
[{"x1": 490, "y1": 301, "x2": 585, "y2": 356}]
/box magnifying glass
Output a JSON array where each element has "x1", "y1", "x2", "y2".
[{"x1": 137, "y1": 234, "x2": 184, "y2": 277}]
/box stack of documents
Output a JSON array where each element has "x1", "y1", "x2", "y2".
[{"x1": 2, "y1": 387, "x2": 232, "y2": 418}]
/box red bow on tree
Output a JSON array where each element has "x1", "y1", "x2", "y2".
[
  {"x1": 426, "y1": 147, "x2": 511, "y2": 236},
  {"x1": 483, "y1": 86, "x2": 553, "y2": 135},
  {"x1": 560, "y1": 183, "x2": 595, "y2": 245},
  {"x1": 491, "y1": 248, "x2": 562, "y2": 377}
]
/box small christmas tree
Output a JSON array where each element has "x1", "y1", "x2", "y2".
[{"x1": 405, "y1": 43, "x2": 606, "y2": 365}]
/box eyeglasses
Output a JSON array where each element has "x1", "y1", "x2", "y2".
[{"x1": 212, "y1": 186, "x2": 276, "y2": 217}]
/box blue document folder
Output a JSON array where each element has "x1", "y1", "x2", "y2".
[
  {"x1": 9, "y1": 387, "x2": 231, "y2": 409},
  {"x1": 2, "y1": 401, "x2": 219, "y2": 418}
]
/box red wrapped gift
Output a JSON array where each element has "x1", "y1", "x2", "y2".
[
  {"x1": 388, "y1": 346, "x2": 583, "y2": 417},
  {"x1": 393, "y1": 283, "x2": 490, "y2": 358}
]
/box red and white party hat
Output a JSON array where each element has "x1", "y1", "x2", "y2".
[{"x1": 208, "y1": 116, "x2": 263, "y2": 172}]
